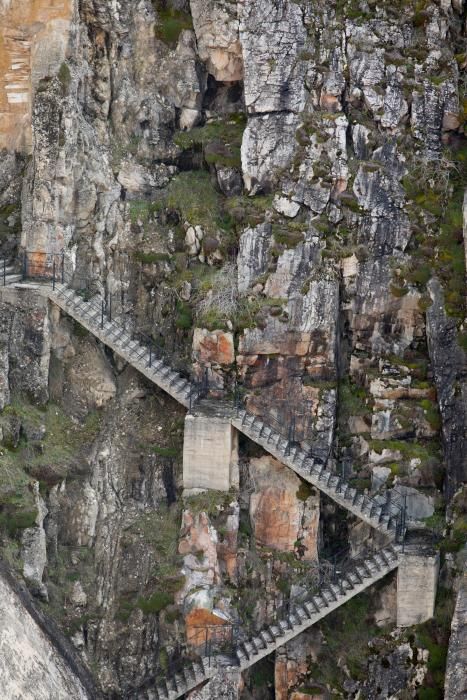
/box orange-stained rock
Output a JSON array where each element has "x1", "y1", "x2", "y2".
[
  {"x1": 185, "y1": 608, "x2": 230, "y2": 650},
  {"x1": 193, "y1": 328, "x2": 235, "y2": 366},
  {"x1": 249, "y1": 456, "x2": 319, "y2": 561},
  {"x1": 0, "y1": 0, "x2": 73, "y2": 152},
  {"x1": 319, "y1": 92, "x2": 340, "y2": 112},
  {"x1": 275, "y1": 634, "x2": 325, "y2": 700},
  {"x1": 275, "y1": 647, "x2": 309, "y2": 700},
  {"x1": 216, "y1": 501, "x2": 239, "y2": 582}
]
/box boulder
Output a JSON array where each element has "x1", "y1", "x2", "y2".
[
  {"x1": 273, "y1": 195, "x2": 300, "y2": 219},
  {"x1": 193, "y1": 328, "x2": 235, "y2": 366}
]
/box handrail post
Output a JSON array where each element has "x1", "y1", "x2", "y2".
[
  {"x1": 401, "y1": 494, "x2": 407, "y2": 552},
  {"x1": 108, "y1": 293, "x2": 112, "y2": 323},
  {"x1": 101, "y1": 300, "x2": 105, "y2": 329},
  {"x1": 52, "y1": 259, "x2": 56, "y2": 291},
  {"x1": 61, "y1": 251, "x2": 65, "y2": 284}
]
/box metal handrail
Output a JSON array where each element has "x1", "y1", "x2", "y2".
[
  {"x1": 21, "y1": 250, "x2": 407, "y2": 541},
  {"x1": 172, "y1": 545, "x2": 394, "y2": 667},
  {"x1": 20, "y1": 250, "x2": 209, "y2": 408},
  {"x1": 234, "y1": 380, "x2": 408, "y2": 544}
]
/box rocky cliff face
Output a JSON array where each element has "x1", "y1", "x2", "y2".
[
  {"x1": 0, "y1": 0, "x2": 466, "y2": 698},
  {"x1": 0, "y1": 568, "x2": 93, "y2": 699}
]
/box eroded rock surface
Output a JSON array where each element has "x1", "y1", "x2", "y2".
[{"x1": 0, "y1": 573, "x2": 90, "y2": 699}]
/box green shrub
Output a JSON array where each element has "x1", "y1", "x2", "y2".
[
  {"x1": 175, "y1": 300, "x2": 193, "y2": 329},
  {"x1": 153, "y1": 5, "x2": 193, "y2": 46},
  {"x1": 407, "y1": 264, "x2": 432, "y2": 287},
  {"x1": 152, "y1": 445, "x2": 179, "y2": 459},
  {"x1": 129, "y1": 200, "x2": 159, "y2": 225},
  {"x1": 418, "y1": 689, "x2": 442, "y2": 700},
  {"x1": 419, "y1": 399, "x2": 441, "y2": 431},
  {"x1": 134, "y1": 251, "x2": 171, "y2": 264},
  {"x1": 296, "y1": 482, "x2": 313, "y2": 502},
  {"x1": 58, "y1": 62, "x2": 71, "y2": 92},
  {"x1": 0, "y1": 508, "x2": 37, "y2": 537},
  {"x1": 115, "y1": 598, "x2": 135, "y2": 622},
  {"x1": 137, "y1": 591, "x2": 173, "y2": 614}
]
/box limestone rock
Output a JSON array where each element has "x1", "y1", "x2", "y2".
[
  {"x1": 237, "y1": 222, "x2": 272, "y2": 293},
  {"x1": 242, "y1": 112, "x2": 300, "y2": 193},
  {"x1": 185, "y1": 225, "x2": 204, "y2": 256},
  {"x1": 356, "y1": 638, "x2": 428, "y2": 698},
  {"x1": 187, "y1": 669, "x2": 242, "y2": 699},
  {"x1": 426, "y1": 279, "x2": 467, "y2": 499},
  {"x1": 216, "y1": 500, "x2": 239, "y2": 582},
  {"x1": 64, "y1": 337, "x2": 117, "y2": 413},
  {"x1": 215, "y1": 166, "x2": 243, "y2": 197},
  {"x1": 189, "y1": 0, "x2": 242, "y2": 82},
  {"x1": 371, "y1": 466, "x2": 391, "y2": 490},
  {"x1": 273, "y1": 195, "x2": 300, "y2": 219},
  {"x1": 158, "y1": 29, "x2": 206, "y2": 123},
  {"x1": 178, "y1": 509, "x2": 221, "y2": 613},
  {"x1": 70, "y1": 581, "x2": 87, "y2": 608},
  {"x1": 275, "y1": 634, "x2": 312, "y2": 700},
  {"x1": 21, "y1": 482, "x2": 48, "y2": 600},
  {"x1": 445, "y1": 563, "x2": 467, "y2": 699},
  {"x1": 117, "y1": 161, "x2": 175, "y2": 197},
  {"x1": 0, "y1": 288, "x2": 50, "y2": 407},
  {"x1": 393, "y1": 486, "x2": 435, "y2": 521},
  {"x1": 0, "y1": 0, "x2": 73, "y2": 153},
  {"x1": 0, "y1": 574, "x2": 91, "y2": 699},
  {"x1": 239, "y1": 0, "x2": 308, "y2": 115}
]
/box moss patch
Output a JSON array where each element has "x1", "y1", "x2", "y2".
[
  {"x1": 174, "y1": 115, "x2": 246, "y2": 170},
  {"x1": 153, "y1": 3, "x2": 193, "y2": 46},
  {"x1": 0, "y1": 400, "x2": 102, "y2": 537}
]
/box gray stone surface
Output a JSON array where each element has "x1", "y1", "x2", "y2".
[
  {"x1": 427, "y1": 279, "x2": 467, "y2": 500},
  {"x1": 0, "y1": 575, "x2": 90, "y2": 699},
  {"x1": 445, "y1": 563, "x2": 467, "y2": 699},
  {"x1": 0, "y1": 287, "x2": 51, "y2": 408},
  {"x1": 187, "y1": 669, "x2": 241, "y2": 699}
]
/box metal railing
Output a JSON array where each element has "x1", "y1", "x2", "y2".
[
  {"x1": 19, "y1": 251, "x2": 408, "y2": 542},
  {"x1": 232, "y1": 376, "x2": 330, "y2": 463},
  {"x1": 19, "y1": 250, "x2": 209, "y2": 408},
  {"x1": 178, "y1": 545, "x2": 391, "y2": 663},
  {"x1": 233, "y1": 382, "x2": 408, "y2": 544},
  {"x1": 372, "y1": 476, "x2": 408, "y2": 548},
  {"x1": 22, "y1": 250, "x2": 65, "y2": 284}
]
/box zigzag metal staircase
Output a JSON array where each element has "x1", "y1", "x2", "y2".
[
  {"x1": 134, "y1": 546, "x2": 400, "y2": 699},
  {"x1": 45, "y1": 281, "x2": 405, "y2": 540},
  {"x1": 4, "y1": 255, "x2": 406, "y2": 697}
]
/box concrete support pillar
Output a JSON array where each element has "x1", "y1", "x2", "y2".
[
  {"x1": 396, "y1": 548, "x2": 440, "y2": 627},
  {"x1": 183, "y1": 406, "x2": 238, "y2": 492}
]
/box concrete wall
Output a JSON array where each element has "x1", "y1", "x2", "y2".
[
  {"x1": 183, "y1": 410, "x2": 238, "y2": 492},
  {"x1": 397, "y1": 549, "x2": 439, "y2": 627}
]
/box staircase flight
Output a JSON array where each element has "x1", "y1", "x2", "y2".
[
  {"x1": 135, "y1": 545, "x2": 400, "y2": 699},
  {"x1": 2, "y1": 266, "x2": 407, "y2": 697},
  {"x1": 42, "y1": 281, "x2": 404, "y2": 541}
]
